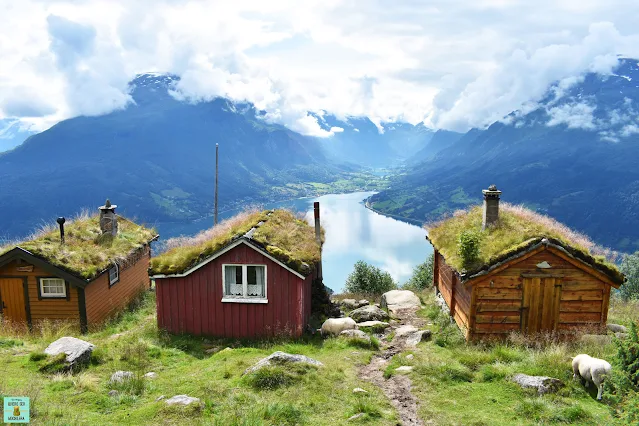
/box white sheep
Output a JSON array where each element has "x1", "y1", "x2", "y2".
[
  {"x1": 320, "y1": 317, "x2": 356, "y2": 336},
  {"x1": 572, "y1": 354, "x2": 612, "y2": 400}
]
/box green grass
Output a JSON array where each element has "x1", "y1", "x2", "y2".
[{"x1": 0, "y1": 292, "x2": 396, "y2": 425}]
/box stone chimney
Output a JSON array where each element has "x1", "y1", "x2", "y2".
[
  {"x1": 99, "y1": 199, "x2": 118, "y2": 236},
  {"x1": 482, "y1": 185, "x2": 502, "y2": 230}
]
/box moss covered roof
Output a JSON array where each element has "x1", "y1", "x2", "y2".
[
  {"x1": 0, "y1": 214, "x2": 156, "y2": 280},
  {"x1": 426, "y1": 203, "x2": 623, "y2": 284},
  {"x1": 150, "y1": 209, "x2": 322, "y2": 276}
]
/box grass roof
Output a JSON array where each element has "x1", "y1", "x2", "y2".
[
  {"x1": 150, "y1": 209, "x2": 322, "y2": 276},
  {"x1": 426, "y1": 203, "x2": 623, "y2": 283},
  {"x1": 0, "y1": 212, "x2": 156, "y2": 280}
]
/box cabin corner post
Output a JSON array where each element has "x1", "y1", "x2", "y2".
[
  {"x1": 468, "y1": 284, "x2": 477, "y2": 340},
  {"x1": 77, "y1": 287, "x2": 88, "y2": 334},
  {"x1": 433, "y1": 250, "x2": 440, "y2": 289},
  {"x1": 602, "y1": 285, "x2": 611, "y2": 326},
  {"x1": 450, "y1": 273, "x2": 457, "y2": 318}
]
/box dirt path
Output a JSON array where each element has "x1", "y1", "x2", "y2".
[{"x1": 358, "y1": 308, "x2": 426, "y2": 426}]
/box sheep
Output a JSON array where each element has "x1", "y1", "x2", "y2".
[
  {"x1": 320, "y1": 317, "x2": 356, "y2": 336},
  {"x1": 572, "y1": 354, "x2": 612, "y2": 400}
]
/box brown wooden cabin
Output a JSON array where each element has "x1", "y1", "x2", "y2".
[
  {"x1": 428, "y1": 186, "x2": 624, "y2": 341},
  {"x1": 0, "y1": 201, "x2": 157, "y2": 333},
  {"x1": 150, "y1": 209, "x2": 322, "y2": 339}
]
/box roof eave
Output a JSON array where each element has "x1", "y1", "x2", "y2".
[{"x1": 0, "y1": 247, "x2": 89, "y2": 288}]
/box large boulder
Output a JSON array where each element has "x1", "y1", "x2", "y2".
[
  {"x1": 44, "y1": 337, "x2": 94, "y2": 372},
  {"x1": 349, "y1": 305, "x2": 389, "y2": 322},
  {"x1": 340, "y1": 329, "x2": 371, "y2": 344},
  {"x1": 395, "y1": 325, "x2": 419, "y2": 337},
  {"x1": 381, "y1": 290, "x2": 421, "y2": 314},
  {"x1": 339, "y1": 299, "x2": 359, "y2": 310},
  {"x1": 512, "y1": 374, "x2": 564, "y2": 395},
  {"x1": 406, "y1": 330, "x2": 432, "y2": 347},
  {"x1": 321, "y1": 317, "x2": 357, "y2": 336},
  {"x1": 244, "y1": 351, "x2": 323, "y2": 375}
]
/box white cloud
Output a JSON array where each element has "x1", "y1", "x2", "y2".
[
  {"x1": 547, "y1": 101, "x2": 597, "y2": 129},
  {"x1": 2, "y1": 0, "x2": 639, "y2": 135}
]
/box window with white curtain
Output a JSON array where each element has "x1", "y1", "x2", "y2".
[{"x1": 222, "y1": 264, "x2": 266, "y2": 302}]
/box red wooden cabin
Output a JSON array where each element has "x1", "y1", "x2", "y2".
[{"x1": 150, "y1": 209, "x2": 322, "y2": 339}]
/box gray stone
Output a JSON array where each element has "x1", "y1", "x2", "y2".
[
  {"x1": 340, "y1": 329, "x2": 371, "y2": 343},
  {"x1": 616, "y1": 332, "x2": 629, "y2": 339},
  {"x1": 381, "y1": 290, "x2": 421, "y2": 314},
  {"x1": 44, "y1": 337, "x2": 95, "y2": 372},
  {"x1": 406, "y1": 354, "x2": 414, "y2": 360},
  {"x1": 107, "y1": 390, "x2": 119, "y2": 397},
  {"x1": 349, "y1": 305, "x2": 390, "y2": 322},
  {"x1": 406, "y1": 330, "x2": 432, "y2": 347},
  {"x1": 165, "y1": 395, "x2": 201, "y2": 406},
  {"x1": 321, "y1": 317, "x2": 357, "y2": 336},
  {"x1": 340, "y1": 299, "x2": 359, "y2": 310},
  {"x1": 356, "y1": 321, "x2": 390, "y2": 332},
  {"x1": 608, "y1": 324, "x2": 628, "y2": 333},
  {"x1": 357, "y1": 299, "x2": 370, "y2": 308},
  {"x1": 352, "y1": 387, "x2": 368, "y2": 394},
  {"x1": 244, "y1": 351, "x2": 323, "y2": 375},
  {"x1": 512, "y1": 373, "x2": 564, "y2": 395},
  {"x1": 110, "y1": 370, "x2": 134, "y2": 384},
  {"x1": 155, "y1": 395, "x2": 166, "y2": 402},
  {"x1": 395, "y1": 366, "x2": 414, "y2": 373},
  {"x1": 348, "y1": 413, "x2": 365, "y2": 421},
  {"x1": 395, "y1": 325, "x2": 419, "y2": 337},
  {"x1": 144, "y1": 372, "x2": 157, "y2": 379}
]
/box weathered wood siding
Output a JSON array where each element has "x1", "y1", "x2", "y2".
[
  {"x1": 155, "y1": 243, "x2": 311, "y2": 338},
  {"x1": 84, "y1": 246, "x2": 151, "y2": 328},
  {"x1": 0, "y1": 260, "x2": 80, "y2": 328},
  {"x1": 435, "y1": 250, "x2": 472, "y2": 337}
]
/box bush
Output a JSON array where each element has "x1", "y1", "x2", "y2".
[
  {"x1": 245, "y1": 364, "x2": 316, "y2": 391},
  {"x1": 619, "y1": 252, "x2": 639, "y2": 301},
  {"x1": 344, "y1": 261, "x2": 396, "y2": 295},
  {"x1": 403, "y1": 254, "x2": 434, "y2": 291},
  {"x1": 458, "y1": 230, "x2": 481, "y2": 269},
  {"x1": 616, "y1": 322, "x2": 639, "y2": 386}
]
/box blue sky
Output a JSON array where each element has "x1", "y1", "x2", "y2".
[{"x1": 2, "y1": 0, "x2": 639, "y2": 142}]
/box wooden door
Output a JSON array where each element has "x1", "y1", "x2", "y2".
[
  {"x1": 521, "y1": 277, "x2": 562, "y2": 334},
  {"x1": 0, "y1": 278, "x2": 27, "y2": 323}
]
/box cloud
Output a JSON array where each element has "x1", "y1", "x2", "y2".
[
  {"x1": 3, "y1": 1, "x2": 639, "y2": 136},
  {"x1": 547, "y1": 101, "x2": 597, "y2": 129}
]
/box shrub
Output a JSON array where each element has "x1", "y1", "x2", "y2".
[
  {"x1": 245, "y1": 364, "x2": 316, "y2": 391},
  {"x1": 616, "y1": 322, "x2": 639, "y2": 386},
  {"x1": 458, "y1": 230, "x2": 481, "y2": 269},
  {"x1": 0, "y1": 338, "x2": 22, "y2": 348},
  {"x1": 619, "y1": 252, "x2": 639, "y2": 301},
  {"x1": 263, "y1": 403, "x2": 304, "y2": 425},
  {"x1": 344, "y1": 261, "x2": 396, "y2": 295},
  {"x1": 403, "y1": 254, "x2": 434, "y2": 291}
]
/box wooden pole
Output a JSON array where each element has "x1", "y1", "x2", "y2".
[{"x1": 214, "y1": 143, "x2": 219, "y2": 225}]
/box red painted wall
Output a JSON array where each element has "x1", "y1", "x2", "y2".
[{"x1": 155, "y1": 242, "x2": 312, "y2": 338}]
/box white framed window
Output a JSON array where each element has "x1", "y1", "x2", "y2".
[
  {"x1": 109, "y1": 264, "x2": 119, "y2": 286},
  {"x1": 222, "y1": 264, "x2": 267, "y2": 303},
  {"x1": 39, "y1": 278, "x2": 66, "y2": 298}
]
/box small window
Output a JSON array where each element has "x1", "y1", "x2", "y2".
[
  {"x1": 223, "y1": 264, "x2": 266, "y2": 302},
  {"x1": 40, "y1": 278, "x2": 66, "y2": 298},
  {"x1": 109, "y1": 265, "x2": 119, "y2": 286}
]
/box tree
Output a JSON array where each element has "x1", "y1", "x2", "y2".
[
  {"x1": 344, "y1": 261, "x2": 396, "y2": 295},
  {"x1": 619, "y1": 252, "x2": 639, "y2": 301},
  {"x1": 404, "y1": 254, "x2": 434, "y2": 291}
]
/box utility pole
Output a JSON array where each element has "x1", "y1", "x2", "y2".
[{"x1": 214, "y1": 143, "x2": 219, "y2": 225}]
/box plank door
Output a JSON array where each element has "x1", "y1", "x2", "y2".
[
  {"x1": 0, "y1": 278, "x2": 27, "y2": 324},
  {"x1": 521, "y1": 277, "x2": 562, "y2": 334}
]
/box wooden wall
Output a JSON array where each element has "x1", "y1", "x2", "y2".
[
  {"x1": 435, "y1": 250, "x2": 472, "y2": 337},
  {"x1": 156, "y1": 243, "x2": 310, "y2": 339},
  {"x1": 84, "y1": 246, "x2": 151, "y2": 329}
]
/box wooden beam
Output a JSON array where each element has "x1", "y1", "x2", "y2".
[{"x1": 546, "y1": 247, "x2": 619, "y2": 288}]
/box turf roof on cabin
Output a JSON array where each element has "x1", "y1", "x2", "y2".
[
  {"x1": 0, "y1": 214, "x2": 157, "y2": 280},
  {"x1": 150, "y1": 209, "x2": 322, "y2": 276},
  {"x1": 426, "y1": 203, "x2": 624, "y2": 284}
]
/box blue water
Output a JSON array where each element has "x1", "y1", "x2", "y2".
[{"x1": 156, "y1": 192, "x2": 433, "y2": 292}]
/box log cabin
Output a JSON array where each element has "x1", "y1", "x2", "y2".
[
  {"x1": 150, "y1": 208, "x2": 323, "y2": 339},
  {"x1": 0, "y1": 200, "x2": 157, "y2": 333},
  {"x1": 427, "y1": 185, "x2": 624, "y2": 341}
]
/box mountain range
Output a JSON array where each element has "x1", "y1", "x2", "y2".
[{"x1": 369, "y1": 58, "x2": 639, "y2": 253}]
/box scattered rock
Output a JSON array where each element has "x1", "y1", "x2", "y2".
[
  {"x1": 435, "y1": 292, "x2": 450, "y2": 315},
  {"x1": 144, "y1": 372, "x2": 157, "y2": 379},
  {"x1": 321, "y1": 317, "x2": 357, "y2": 336},
  {"x1": 205, "y1": 347, "x2": 221, "y2": 355},
  {"x1": 155, "y1": 395, "x2": 166, "y2": 402},
  {"x1": 109, "y1": 333, "x2": 125, "y2": 340},
  {"x1": 220, "y1": 347, "x2": 233, "y2": 353},
  {"x1": 357, "y1": 299, "x2": 370, "y2": 308},
  {"x1": 353, "y1": 387, "x2": 368, "y2": 394},
  {"x1": 110, "y1": 370, "x2": 134, "y2": 384},
  {"x1": 395, "y1": 325, "x2": 418, "y2": 337},
  {"x1": 356, "y1": 321, "x2": 390, "y2": 333},
  {"x1": 395, "y1": 366, "x2": 414, "y2": 373},
  {"x1": 512, "y1": 373, "x2": 564, "y2": 395},
  {"x1": 608, "y1": 324, "x2": 628, "y2": 333},
  {"x1": 340, "y1": 329, "x2": 371, "y2": 341},
  {"x1": 340, "y1": 299, "x2": 359, "y2": 310},
  {"x1": 406, "y1": 330, "x2": 432, "y2": 347},
  {"x1": 381, "y1": 290, "x2": 421, "y2": 314},
  {"x1": 349, "y1": 305, "x2": 390, "y2": 322},
  {"x1": 616, "y1": 332, "x2": 629, "y2": 339},
  {"x1": 244, "y1": 351, "x2": 323, "y2": 375},
  {"x1": 348, "y1": 413, "x2": 365, "y2": 421},
  {"x1": 165, "y1": 395, "x2": 201, "y2": 406},
  {"x1": 579, "y1": 334, "x2": 612, "y2": 345},
  {"x1": 44, "y1": 337, "x2": 95, "y2": 372},
  {"x1": 406, "y1": 354, "x2": 414, "y2": 360},
  {"x1": 107, "y1": 390, "x2": 119, "y2": 397}
]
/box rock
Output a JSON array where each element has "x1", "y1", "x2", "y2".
[
  {"x1": 155, "y1": 395, "x2": 166, "y2": 402},
  {"x1": 352, "y1": 387, "x2": 368, "y2": 394},
  {"x1": 244, "y1": 351, "x2": 323, "y2": 375},
  {"x1": 395, "y1": 325, "x2": 419, "y2": 337},
  {"x1": 406, "y1": 354, "x2": 414, "y2": 360},
  {"x1": 321, "y1": 317, "x2": 357, "y2": 336},
  {"x1": 381, "y1": 290, "x2": 421, "y2": 314},
  {"x1": 144, "y1": 372, "x2": 157, "y2": 379},
  {"x1": 107, "y1": 390, "x2": 119, "y2": 397},
  {"x1": 395, "y1": 366, "x2": 414, "y2": 373},
  {"x1": 356, "y1": 321, "x2": 390, "y2": 333},
  {"x1": 608, "y1": 324, "x2": 628, "y2": 333},
  {"x1": 357, "y1": 299, "x2": 370, "y2": 308},
  {"x1": 349, "y1": 305, "x2": 390, "y2": 322},
  {"x1": 406, "y1": 330, "x2": 432, "y2": 347},
  {"x1": 512, "y1": 373, "x2": 564, "y2": 395},
  {"x1": 165, "y1": 395, "x2": 201, "y2": 406},
  {"x1": 348, "y1": 413, "x2": 365, "y2": 421},
  {"x1": 44, "y1": 337, "x2": 95, "y2": 372},
  {"x1": 340, "y1": 329, "x2": 370, "y2": 341},
  {"x1": 110, "y1": 370, "x2": 134, "y2": 383},
  {"x1": 616, "y1": 332, "x2": 629, "y2": 339},
  {"x1": 340, "y1": 299, "x2": 359, "y2": 310},
  {"x1": 579, "y1": 334, "x2": 612, "y2": 345}
]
